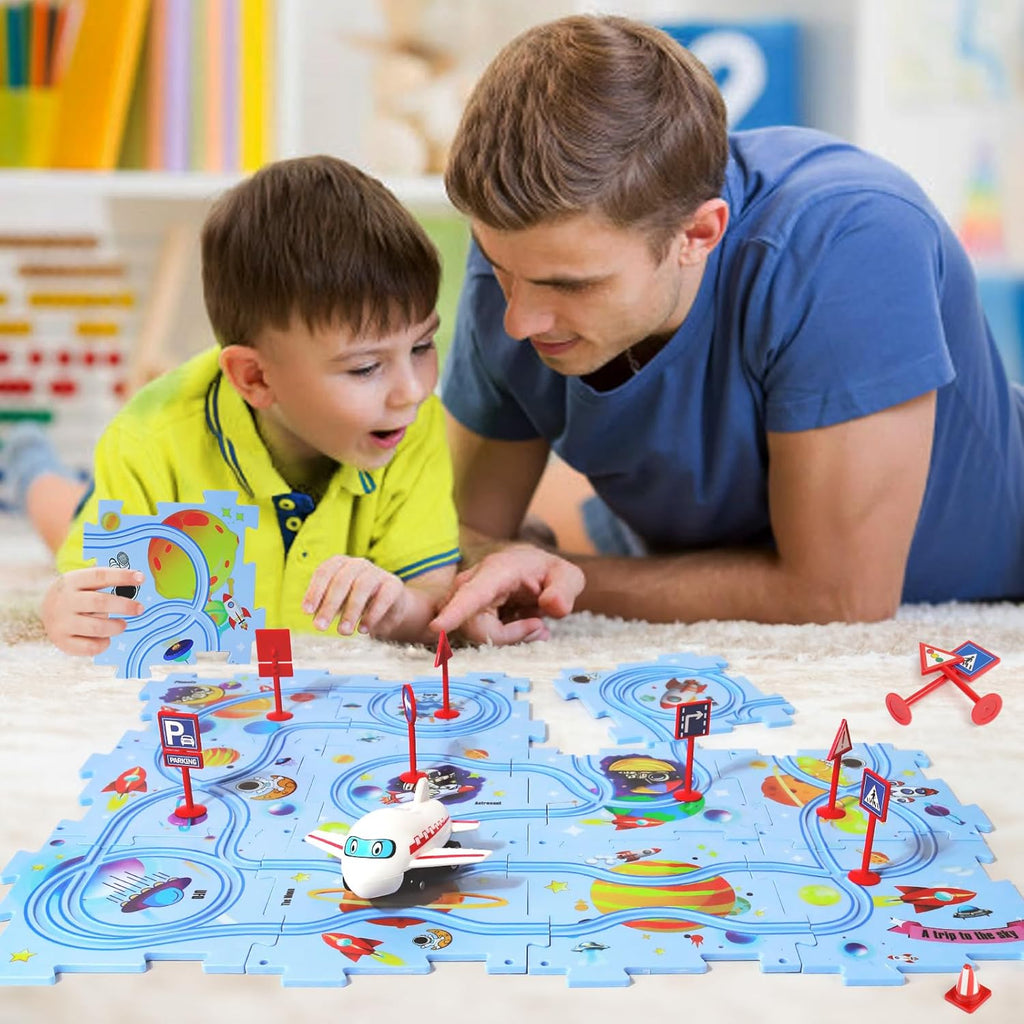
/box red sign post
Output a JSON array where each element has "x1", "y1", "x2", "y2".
[
  {"x1": 817, "y1": 719, "x2": 852, "y2": 820},
  {"x1": 433, "y1": 630, "x2": 458, "y2": 720},
  {"x1": 399, "y1": 684, "x2": 426, "y2": 785},
  {"x1": 885, "y1": 641, "x2": 1001, "y2": 727},
  {"x1": 157, "y1": 708, "x2": 206, "y2": 820},
  {"x1": 256, "y1": 627, "x2": 294, "y2": 722},
  {"x1": 672, "y1": 698, "x2": 712, "y2": 804},
  {"x1": 848, "y1": 768, "x2": 891, "y2": 887}
]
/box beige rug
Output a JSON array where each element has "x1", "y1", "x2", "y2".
[{"x1": 0, "y1": 513, "x2": 1021, "y2": 1023}]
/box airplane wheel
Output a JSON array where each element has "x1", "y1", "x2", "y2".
[{"x1": 446, "y1": 840, "x2": 461, "y2": 849}]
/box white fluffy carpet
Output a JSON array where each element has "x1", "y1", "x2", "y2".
[{"x1": 0, "y1": 514, "x2": 1021, "y2": 1023}]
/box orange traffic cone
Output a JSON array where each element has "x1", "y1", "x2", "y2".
[{"x1": 944, "y1": 963, "x2": 991, "y2": 1013}]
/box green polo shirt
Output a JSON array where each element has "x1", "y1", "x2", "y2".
[{"x1": 57, "y1": 347, "x2": 460, "y2": 631}]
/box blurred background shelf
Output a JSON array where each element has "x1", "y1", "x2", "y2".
[{"x1": 0, "y1": 170, "x2": 450, "y2": 207}]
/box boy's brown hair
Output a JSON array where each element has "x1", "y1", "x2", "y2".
[
  {"x1": 202, "y1": 155, "x2": 440, "y2": 346},
  {"x1": 445, "y1": 15, "x2": 728, "y2": 258}
]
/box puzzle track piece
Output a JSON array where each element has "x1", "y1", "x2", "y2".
[
  {"x1": 521, "y1": 822, "x2": 809, "y2": 986},
  {"x1": 554, "y1": 652, "x2": 794, "y2": 745},
  {"x1": 245, "y1": 859, "x2": 536, "y2": 985},
  {"x1": 84, "y1": 490, "x2": 263, "y2": 678}
]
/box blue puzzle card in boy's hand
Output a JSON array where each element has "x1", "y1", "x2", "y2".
[{"x1": 83, "y1": 490, "x2": 264, "y2": 678}]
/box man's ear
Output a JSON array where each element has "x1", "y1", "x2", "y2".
[
  {"x1": 218, "y1": 345, "x2": 275, "y2": 409},
  {"x1": 677, "y1": 198, "x2": 729, "y2": 266}
]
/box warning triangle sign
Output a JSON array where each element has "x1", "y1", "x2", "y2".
[
  {"x1": 919, "y1": 642, "x2": 964, "y2": 675},
  {"x1": 827, "y1": 718, "x2": 852, "y2": 761}
]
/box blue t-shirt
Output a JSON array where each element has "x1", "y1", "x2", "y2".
[{"x1": 442, "y1": 127, "x2": 1024, "y2": 603}]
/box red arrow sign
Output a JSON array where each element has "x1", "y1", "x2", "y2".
[{"x1": 434, "y1": 630, "x2": 452, "y2": 668}]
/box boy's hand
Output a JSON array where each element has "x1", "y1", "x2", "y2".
[
  {"x1": 304, "y1": 556, "x2": 410, "y2": 637},
  {"x1": 41, "y1": 567, "x2": 145, "y2": 656}
]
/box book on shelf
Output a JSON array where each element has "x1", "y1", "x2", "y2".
[
  {"x1": 1, "y1": 0, "x2": 277, "y2": 172},
  {"x1": 50, "y1": 0, "x2": 149, "y2": 169}
]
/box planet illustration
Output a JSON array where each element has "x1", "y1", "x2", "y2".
[
  {"x1": 828, "y1": 797, "x2": 870, "y2": 835},
  {"x1": 148, "y1": 509, "x2": 239, "y2": 600},
  {"x1": 212, "y1": 697, "x2": 273, "y2": 719},
  {"x1": 794, "y1": 756, "x2": 835, "y2": 784},
  {"x1": 100, "y1": 511, "x2": 120, "y2": 531},
  {"x1": 589, "y1": 859, "x2": 736, "y2": 932},
  {"x1": 760, "y1": 771, "x2": 826, "y2": 807},
  {"x1": 163, "y1": 638, "x2": 194, "y2": 662},
  {"x1": 332, "y1": 889, "x2": 510, "y2": 915},
  {"x1": 267, "y1": 801, "x2": 297, "y2": 816},
  {"x1": 799, "y1": 884, "x2": 841, "y2": 907},
  {"x1": 702, "y1": 808, "x2": 733, "y2": 824},
  {"x1": 201, "y1": 746, "x2": 240, "y2": 768}
]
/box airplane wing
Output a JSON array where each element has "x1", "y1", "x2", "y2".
[
  {"x1": 449, "y1": 819, "x2": 480, "y2": 834},
  {"x1": 305, "y1": 829, "x2": 346, "y2": 859},
  {"x1": 409, "y1": 846, "x2": 492, "y2": 869}
]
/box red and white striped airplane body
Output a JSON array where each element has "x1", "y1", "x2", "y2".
[{"x1": 305, "y1": 776, "x2": 492, "y2": 899}]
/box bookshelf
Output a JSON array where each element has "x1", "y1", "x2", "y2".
[{"x1": 0, "y1": 169, "x2": 450, "y2": 205}]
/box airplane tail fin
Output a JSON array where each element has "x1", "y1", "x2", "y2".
[{"x1": 412, "y1": 776, "x2": 430, "y2": 803}]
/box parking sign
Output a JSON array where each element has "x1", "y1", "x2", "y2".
[{"x1": 157, "y1": 709, "x2": 204, "y2": 769}]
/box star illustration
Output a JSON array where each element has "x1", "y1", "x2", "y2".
[
  {"x1": 9, "y1": 949, "x2": 36, "y2": 962},
  {"x1": 290, "y1": 872, "x2": 310, "y2": 882},
  {"x1": 31, "y1": 864, "x2": 45, "y2": 872},
  {"x1": 544, "y1": 880, "x2": 569, "y2": 894},
  {"x1": 654, "y1": 947, "x2": 665, "y2": 955}
]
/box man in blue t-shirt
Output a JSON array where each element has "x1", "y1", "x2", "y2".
[{"x1": 429, "y1": 15, "x2": 1024, "y2": 643}]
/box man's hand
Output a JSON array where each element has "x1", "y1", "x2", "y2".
[
  {"x1": 303, "y1": 556, "x2": 411, "y2": 637},
  {"x1": 430, "y1": 544, "x2": 584, "y2": 645},
  {"x1": 42, "y1": 567, "x2": 145, "y2": 656}
]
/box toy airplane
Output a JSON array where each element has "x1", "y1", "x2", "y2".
[{"x1": 304, "y1": 776, "x2": 493, "y2": 899}]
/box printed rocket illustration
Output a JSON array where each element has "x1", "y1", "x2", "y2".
[
  {"x1": 102, "y1": 766, "x2": 148, "y2": 795},
  {"x1": 223, "y1": 593, "x2": 252, "y2": 630},
  {"x1": 659, "y1": 676, "x2": 706, "y2": 709},
  {"x1": 321, "y1": 932, "x2": 383, "y2": 962},
  {"x1": 896, "y1": 885, "x2": 977, "y2": 914}
]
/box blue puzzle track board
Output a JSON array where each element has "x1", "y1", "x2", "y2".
[
  {"x1": 83, "y1": 490, "x2": 264, "y2": 678},
  {"x1": 1, "y1": 654, "x2": 1022, "y2": 988}
]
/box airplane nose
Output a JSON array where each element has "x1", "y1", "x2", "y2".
[{"x1": 341, "y1": 862, "x2": 404, "y2": 900}]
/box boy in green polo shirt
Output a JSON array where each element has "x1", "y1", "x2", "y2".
[{"x1": 17, "y1": 156, "x2": 462, "y2": 654}]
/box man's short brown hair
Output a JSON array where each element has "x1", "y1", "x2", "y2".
[
  {"x1": 445, "y1": 15, "x2": 728, "y2": 257},
  {"x1": 202, "y1": 155, "x2": 440, "y2": 347}
]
